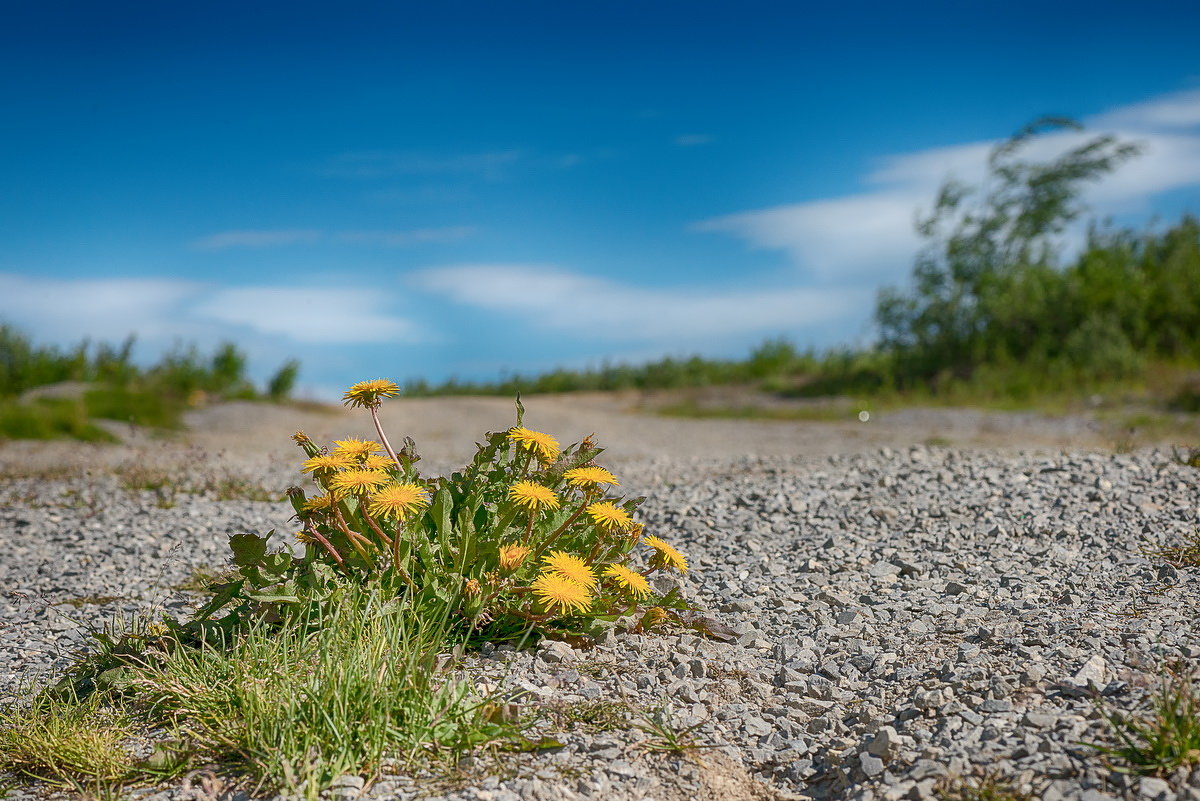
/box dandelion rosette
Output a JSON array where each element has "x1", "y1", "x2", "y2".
[
  {"x1": 563, "y1": 466, "x2": 619, "y2": 488},
  {"x1": 643, "y1": 535, "x2": 688, "y2": 573},
  {"x1": 530, "y1": 573, "x2": 592, "y2": 615},
  {"x1": 585, "y1": 501, "x2": 633, "y2": 532},
  {"x1": 367, "y1": 482, "x2": 430, "y2": 521},
  {"x1": 603, "y1": 563, "x2": 651, "y2": 598},
  {"x1": 342, "y1": 379, "x2": 400, "y2": 409},
  {"x1": 498, "y1": 543, "x2": 531, "y2": 571},
  {"x1": 541, "y1": 551, "x2": 597, "y2": 589},
  {"x1": 509, "y1": 481, "x2": 560, "y2": 512},
  {"x1": 507, "y1": 426, "x2": 561, "y2": 463}
]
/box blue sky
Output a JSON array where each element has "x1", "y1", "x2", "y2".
[{"x1": 2, "y1": 1, "x2": 1199, "y2": 398}]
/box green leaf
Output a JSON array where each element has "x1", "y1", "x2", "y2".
[{"x1": 229, "y1": 531, "x2": 271, "y2": 566}]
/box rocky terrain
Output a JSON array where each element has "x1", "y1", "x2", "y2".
[{"x1": 1, "y1": 396, "x2": 1198, "y2": 801}]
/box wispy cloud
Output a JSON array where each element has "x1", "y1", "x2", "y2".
[
  {"x1": 191, "y1": 229, "x2": 322, "y2": 251},
  {"x1": 321, "y1": 150, "x2": 522, "y2": 180},
  {"x1": 190, "y1": 226, "x2": 475, "y2": 251},
  {"x1": 674, "y1": 134, "x2": 713, "y2": 146},
  {"x1": 413, "y1": 263, "x2": 870, "y2": 346},
  {"x1": 191, "y1": 287, "x2": 424, "y2": 344},
  {"x1": 696, "y1": 88, "x2": 1200, "y2": 282},
  {"x1": 0, "y1": 273, "x2": 423, "y2": 349},
  {"x1": 335, "y1": 226, "x2": 476, "y2": 247}
]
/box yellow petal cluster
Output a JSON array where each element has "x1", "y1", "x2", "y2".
[
  {"x1": 509, "y1": 481, "x2": 560, "y2": 511},
  {"x1": 367, "y1": 483, "x2": 430, "y2": 520},
  {"x1": 507, "y1": 427, "x2": 561, "y2": 463},
  {"x1": 603, "y1": 563, "x2": 651, "y2": 598},
  {"x1": 585, "y1": 501, "x2": 633, "y2": 532},
  {"x1": 330, "y1": 469, "x2": 390, "y2": 497},
  {"x1": 530, "y1": 573, "x2": 592, "y2": 615},
  {"x1": 342, "y1": 379, "x2": 400, "y2": 409},
  {"x1": 541, "y1": 551, "x2": 597, "y2": 589},
  {"x1": 498, "y1": 543, "x2": 531, "y2": 571},
  {"x1": 643, "y1": 536, "x2": 688, "y2": 573},
  {"x1": 563, "y1": 466, "x2": 619, "y2": 487}
]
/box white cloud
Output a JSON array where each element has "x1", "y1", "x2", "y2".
[
  {"x1": 191, "y1": 229, "x2": 321, "y2": 251},
  {"x1": 0, "y1": 274, "x2": 423, "y2": 349},
  {"x1": 0, "y1": 274, "x2": 205, "y2": 343},
  {"x1": 413, "y1": 263, "x2": 870, "y2": 345},
  {"x1": 696, "y1": 88, "x2": 1200, "y2": 282},
  {"x1": 192, "y1": 287, "x2": 423, "y2": 344},
  {"x1": 1090, "y1": 88, "x2": 1200, "y2": 131},
  {"x1": 695, "y1": 193, "x2": 924, "y2": 283}
]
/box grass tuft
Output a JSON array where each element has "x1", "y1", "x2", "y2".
[
  {"x1": 934, "y1": 771, "x2": 1034, "y2": 801},
  {"x1": 0, "y1": 689, "x2": 141, "y2": 789},
  {"x1": 632, "y1": 704, "x2": 713, "y2": 756},
  {"x1": 1090, "y1": 668, "x2": 1200, "y2": 776},
  {"x1": 1142, "y1": 532, "x2": 1200, "y2": 569},
  {"x1": 123, "y1": 584, "x2": 513, "y2": 798}
]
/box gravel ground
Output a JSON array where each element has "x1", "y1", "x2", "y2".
[{"x1": 2, "y1": 399, "x2": 1199, "y2": 801}]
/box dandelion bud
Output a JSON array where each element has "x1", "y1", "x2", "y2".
[{"x1": 463, "y1": 578, "x2": 482, "y2": 596}]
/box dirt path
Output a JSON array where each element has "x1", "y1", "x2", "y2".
[{"x1": 1, "y1": 392, "x2": 1129, "y2": 480}]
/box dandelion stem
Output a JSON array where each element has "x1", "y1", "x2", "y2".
[
  {"x1": 330, "y1": 501, "x2": 376, "y2": 565},
  {"x1": 370, "y1": 405, "x2": 405, "y2": 472},
  {"x1": 303, "y1": 521, "x2": 346, "y2": 569},
  {"x1": 533, "y1": 502, "x2": 587, "y2": 561},
  {"x1": 359, "y1": 508, "x2": 394, "y2": 549}
]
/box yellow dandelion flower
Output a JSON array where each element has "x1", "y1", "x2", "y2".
[
  {"x1": 360, "y1": 454, "x2": 393, "y2": 471},
  {"x1": 563, "y1": 466, "x2": 619, "y2": 488},
  {"x1": 301, "y1": 494, "x2": 333, "y2": 512},
  {"x1": 530, "y1": 573, "x2": 592, "y2": 615},
  {"x1": 585, "y1": 501, "x2": 633, "y2": 532},
  {"x1": 541, "y1": 551, "x2": 598, "y2": 589},
  {"x1": 333, "y1": 437, "x2": 381, "y2": 460},
  {"x1": 144, "y1": 621, "x2": 170, "y2": 638},
  {"x1": 463, "y1": 578, "x2": 482, "y2": 596},
  {"x1": 296, "y1": 529, "x2": 317, "y2": 544},
  {"x1": 342, "y1": 379, "x2": 400, "y2": 409},
  {"x1": 603, "y1": 563, "x2": 651, "y2": 598},
  {"x1": 301, "y1": 453, "x2": 355, "y2": 474},
  {"x1": 640, "y1": 606, "x2": 670, "y2": 631},
  {"x1": 330, "y1": 469, "x2": 390, "y2": 496},
  {"x1": 509, "y1": 481, "x2": 560, "y2": 512},
  {"x1": 366, "y1": 482, "x2": 430, "y2": 520},
  {"x1": 643, "y1": 536, "x2": 688, "y2": 573},
  {"x1": 498, "y1": 543, "x2": 531, "y2": 571},
  {"x1": 507, "y1": 426, "x2": 561, "y2": 463}
]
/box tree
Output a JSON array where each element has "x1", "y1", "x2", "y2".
[{"x1": 875, "y1": 117, "x2": 1142, "y2": 383}]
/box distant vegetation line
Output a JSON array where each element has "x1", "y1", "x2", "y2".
[
  {"x1": 408, "y1": 119, "x2": 1200, "y2": 410},
  {"x1": 0, "y1": 330, "x2": 299, "y2": 440}
]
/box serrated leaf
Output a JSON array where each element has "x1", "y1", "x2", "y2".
[{"x1": 229, "y1": 532, "x2": 270, "y2": 566}]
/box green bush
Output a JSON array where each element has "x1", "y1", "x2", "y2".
[
  {"x1": 0, "y1": 325, "x2": 302, "y2": 439},
  {"x1": 0, "y1": 398, "x2": 116, "y2": 443}
]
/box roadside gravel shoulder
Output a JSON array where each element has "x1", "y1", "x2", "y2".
[{"x1": 2, "y1": 405, "x2": 1199, "y2": 801}]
